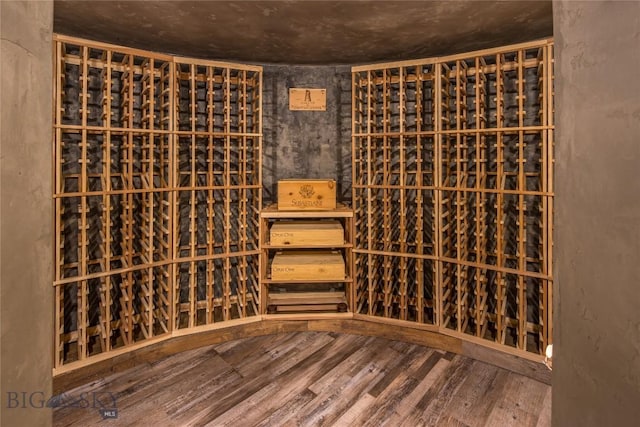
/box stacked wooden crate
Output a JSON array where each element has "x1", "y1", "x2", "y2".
[
  {"x1": 261, "y1": 180, "x2": 351, "y2": 314},
  {"x1": 271, "y1": 220, "x2": 345, "y2": 281},
  {"x1": 277, "y1": 179, "x2": 337, "y2": 211}
]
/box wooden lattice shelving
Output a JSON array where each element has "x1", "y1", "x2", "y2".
[
  {"x1": 53, "y1": 35, "x2": 262, "y2": 369},
  {"x1": 172, "y1": 59, "x2": 262, "y2": 329},
  {"x1": 352, "y1": 39, "x2": 554, "y2": 357},
  {"x1": 53, "y1": 34, "x2": 554, "y2": 373}
]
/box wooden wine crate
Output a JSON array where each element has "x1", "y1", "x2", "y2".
[
  {"x1": 270, "y1": 220, "x2": 344, "y2": 246},
  {"x1": 271, "y1": 251, "x2": 345, "y2": 281},
  {"x1": 267, "y1": 291, "x2": 348, "y2": 313},
  {"x1": 277, "y1": 179, "x2": 337, "y2": 211}
]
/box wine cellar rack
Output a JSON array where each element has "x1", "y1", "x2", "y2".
[
  {"x1": 352, "y1": 39, "x2": 554, "y2": 356},
  {"x1": 53, "y1": 34, "x2": 554, "y2": 372},
  {"x1": 53, "y1": 35, "x2": 262, "y2": 369}
]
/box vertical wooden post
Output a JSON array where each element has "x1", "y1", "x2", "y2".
[
  {"x1": 495, "y1": 53, "x2": 506, "y2": 345},
  {"x1": 240, "y1": 69, "x2": 249, "y2": 318},
  {"x1": 103, "y1": 49, "x2": 112, "y2": 352},
  {"x1": 517, "y1": 50, "x2": 527, "y2": 350},
  {"x1": 351, "y1": 72, "x2": 358, "y2": 313},
  {"x1": 224, "y1": 68, "x2": 232, "y2": 321},
  {"x1": 434, "y1": 62, "x2": 443, "y2": 329},
  {"x1": 415, "y1": 65, "x2": 425, "y2": 324},
  {"x1": 78, "y1": 45, "x2": 89, "y2": 360},
  {"x1": 188, "y1": 63, "x2": 197, "y2": 328},
  {"x1": 206, "y1": 66, "x2": 216, "y2": 324},
  {"x1": 455, "y1": 60, "x2": 463, "y2": 333},
  {"x1": 54, "y1": 40, "x2": 63, "y2": 368},
  {"x1": 546, "y1": 43, "x2": 555, "y2": 349},
  {"x1": 126, "y1": 53, "x2": 135, "y2": 345},
  {"x1": 257, "y1": 69, "x2": 264, "y2": 315},
  {"x1": 366, "y1": 70, "x2": 374, "y2": 316},
  {"x1": 169, "y1": 59, "x2": 178, "y2": 332}
]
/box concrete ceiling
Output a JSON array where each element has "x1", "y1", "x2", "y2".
[{"x1": 54, "y1": 1, "x2": 553, "y2": 65}]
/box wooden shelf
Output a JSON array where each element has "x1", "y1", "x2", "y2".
[
  {"x1": 260, "y1": 205, "x2": 355, "y2": 315},
  {"x1": 267, "y1": 291, "x2": 348, "y2": 314},
  {"x1": 261, "y1": 312, "x2": 353, "y2": 321},
  {"x1": 263, "y1": 278, "x2": 353, "y2": 284},
  {"x1": 262, "y1": 243, "x2": 353, "y2": 250},
  {"x1": 261, "y1": 203, "x2": 353, "y2": 218}
]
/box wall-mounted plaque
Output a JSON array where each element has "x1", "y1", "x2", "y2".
[{"x1": 289, "y1": 88, "x2": 327, "y2": 111}]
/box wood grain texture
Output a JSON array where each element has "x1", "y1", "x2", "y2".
[{"x1": 53, "y1": 332, "x2": 550, "y2": 426}]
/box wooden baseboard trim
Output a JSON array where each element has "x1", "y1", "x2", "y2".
[{"x1": 53, "y1": 317, "x2": 550, "y2": 393}]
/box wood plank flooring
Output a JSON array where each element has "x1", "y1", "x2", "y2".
[{"x1": 53, "y1": 332, "x2": 551, "y2": 426}]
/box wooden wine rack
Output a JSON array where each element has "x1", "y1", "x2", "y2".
[
  {"x1": 53, "y1": 35, "x2": 262, "y2": 369},
  {"x1": 52, "y1": 34, "x2": 554, "y2": 374},
  {"x1": 352, "y1": 39, "x2": 554, "y2": 357}
]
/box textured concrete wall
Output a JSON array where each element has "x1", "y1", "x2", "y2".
[
  {"x1": 0, "y1": 1, "x2": 53, "y2": 426},
  {"x1": 52, "y1": 1, "x2": 553, "y2": 64},
  {"x1": 262, "y1": 65, "x2": 351, "y2": 205},
  {"x1": 553, "y1": 1, "x2": 640, "y2": 425}
]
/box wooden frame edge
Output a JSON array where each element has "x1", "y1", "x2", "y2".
[
  {"x1": 53, "y1": 33, "x2": 263, "y2": 71},
  {"x1": 351, "y1": 37, "x2": 553, "y2": 72}
]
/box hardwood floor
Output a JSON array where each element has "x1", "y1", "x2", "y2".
[{"x1": 53, "y1": 332, "x2": 551, "y2": 426}]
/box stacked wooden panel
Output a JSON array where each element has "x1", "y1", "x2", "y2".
[
  {"x1": 53, "y1": 35, "x2": 262, "y2": 369},
  {"x1": 352, "y1": 40, "x2": 554, "y2": 356}
]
